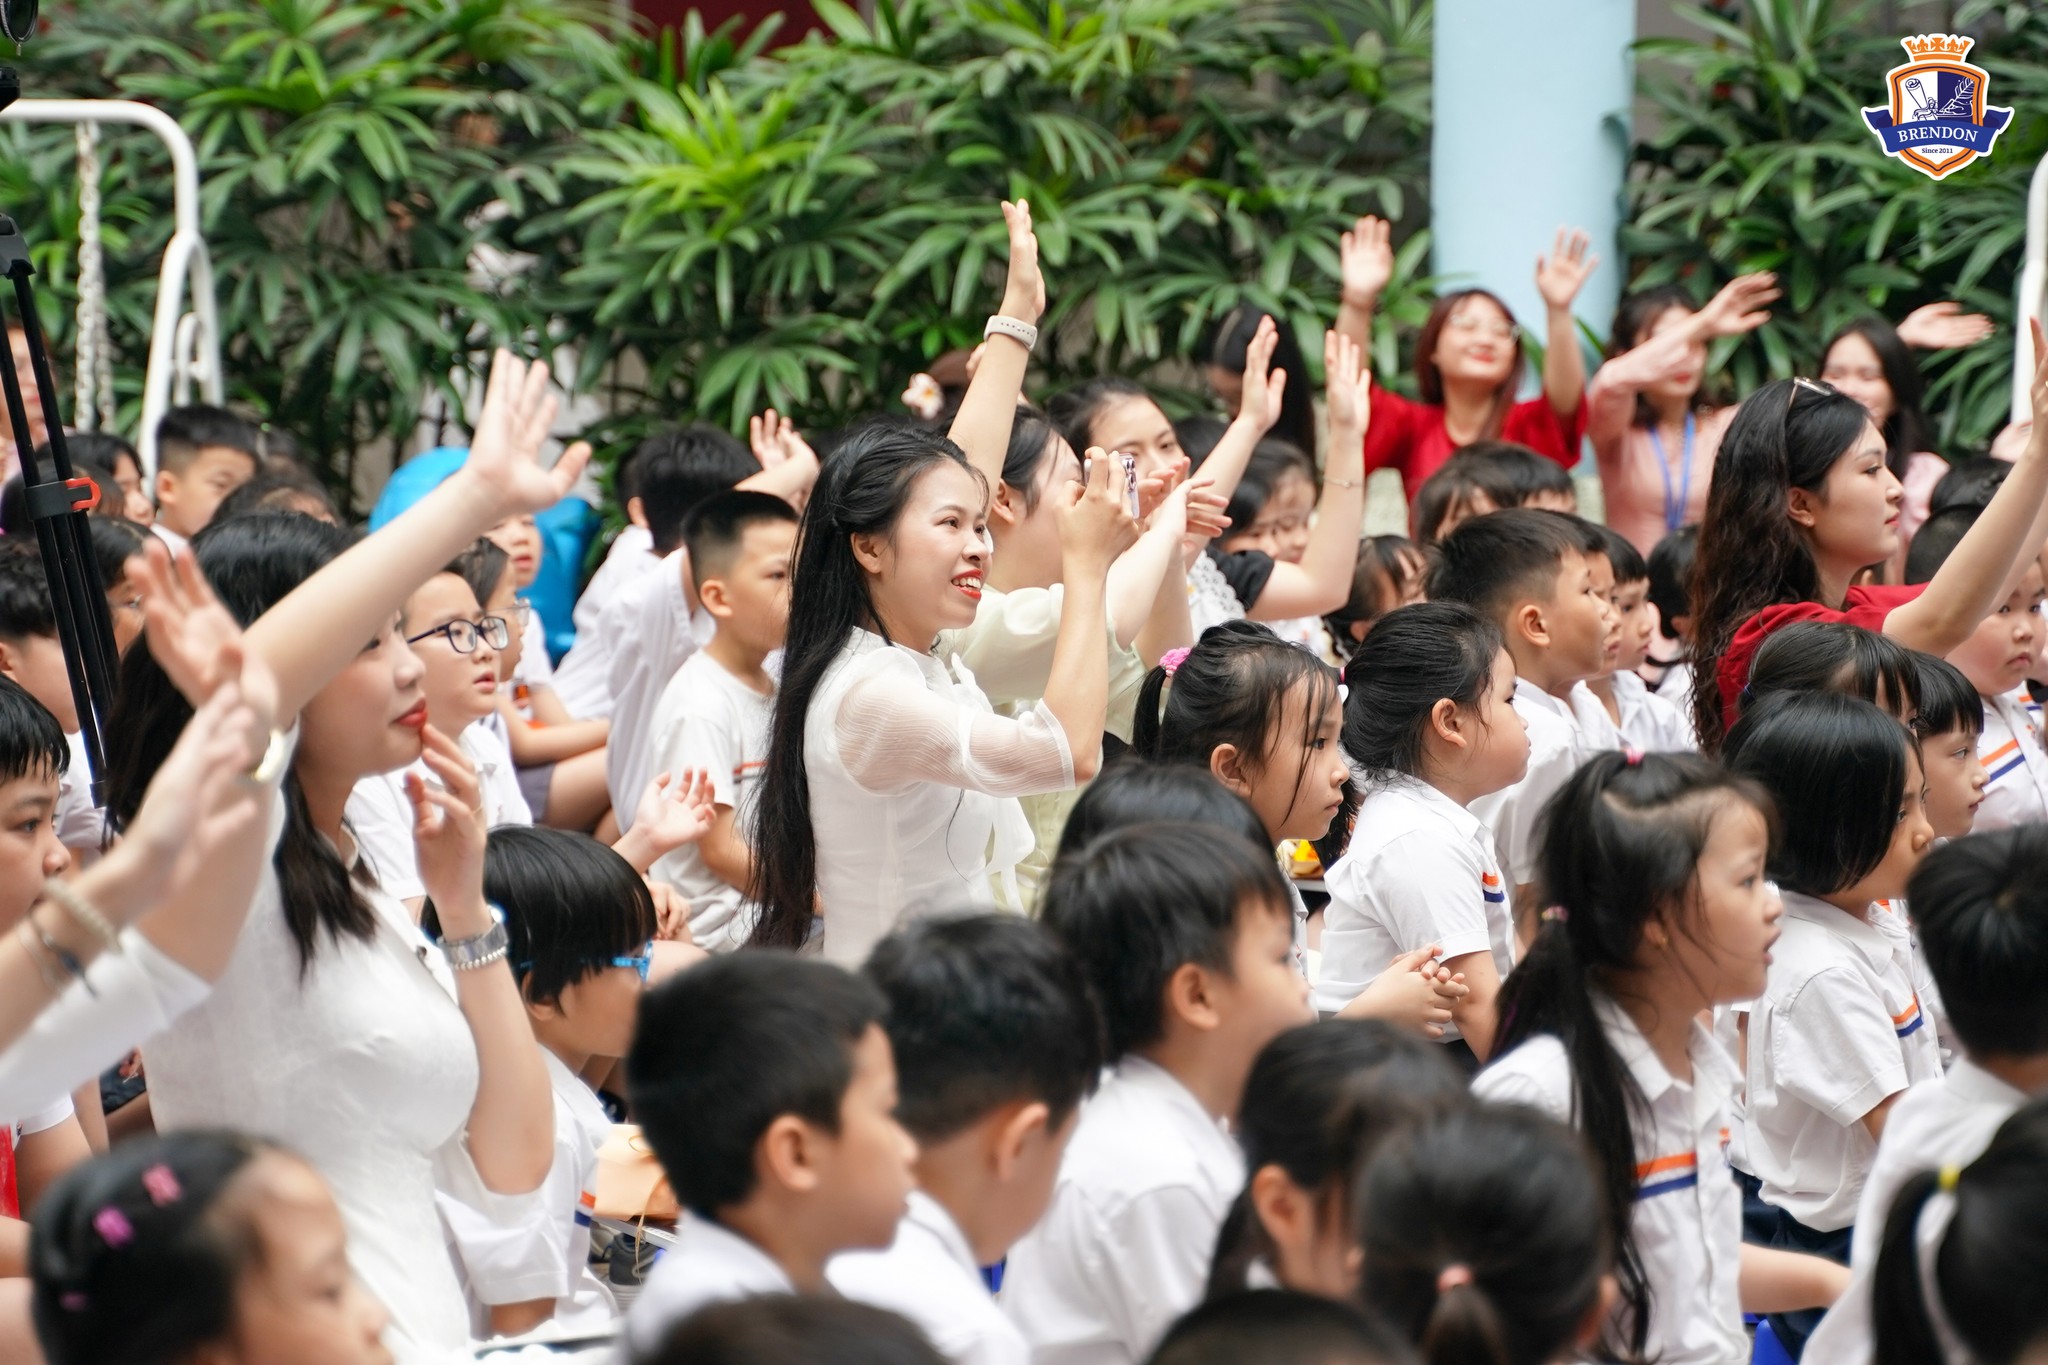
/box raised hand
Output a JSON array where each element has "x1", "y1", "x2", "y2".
[
  {"x1": 999, "y1": 198, "x2": 1047, "y2": 325},
  {"x1": 1340, "y1": 215, "x2": 1395, "y2": 306},
  {"x1": 1324, "y1": 328, "x2": 1372, "y2": 436},
  {"x1": 749, "y1": 409, "x2": 791, "y2": 467},
  {"x1": 1696, "y1": 271, "x2": 1780, "y2": 338},
  {"x1": 130, "y1": 538, "x2": 279, "y2": 733},
  {"x1": 1237, "y1": 314, "x2": 1288, "y2": 436},
  {"x1": 1149, "y1": 475, "x2": 1229, "y2": 544},
  {"x1": 461, "y1": 349, "x2": 592, "y2": 521},
  {"x1": 1060, "y1": 448, "x2": 1143, "y2": 577},
  {"x1": 632, "y1": 769, "x2": 718, "y2": 860},
  {"x1": 1897, "y1": 300, "x2": 1995, "y2": 351},
  {"x1": 1535, "y1": 226, "x2": 1598, "y2": 312},
  {"x1": 406, "y1": 725, "x2": 489, "y2": 933}
]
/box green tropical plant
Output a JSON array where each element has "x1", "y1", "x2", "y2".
[
  {"x1": 4, "y1": 0, "x2": 625, "y2": 497},
  {"x1": 1624, "y1": 0, "x2": 2048, "y2": 453},
  {"x1": 538, "y1": 0, "x2": 1437, "y2": 448}
]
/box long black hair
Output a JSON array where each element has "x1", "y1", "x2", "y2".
[
  {"x1": 1873, "y1": 1096, "x2": 2048, "y2": 1365},
  {"x1": 1000, "y1": 405, "x2": 1073, "y2": 515},
  {"x1": 29, "y1": 1131, "x2": 285, "y2": 1365},
  {"x1": 1687, "y1": 376, "x2": 1876, "y2": 750},
  {"x1": 1355, "y1": 1105, "x2": 1611, "y2": 1365},
  {"x1": 1207, "y1": 1020, "x2": 1466, "y2": 1299},
  {"x1": 748, "y1": 421, "x2": 983, "y2": 949},
  {"x1": 1130, "y1": 620, "x2": 1345, "y2": 843},
  {"x1": 103, "y1": 513, "x2": 376, "y2": 974},
  {"x1": 1490, "y1": 751, "x2": 1775, "y2": 1358},
  {"x1": 1822, "y1": 317, "x2": 1931, "y2": 478}
]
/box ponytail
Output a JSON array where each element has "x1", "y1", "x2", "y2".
[
  {"x1": 1357, "y1": 1105, "x2": 1609, "y2": 1365},
  {"x1": 1872, "y1": 1097, "x2": 2048, "y2": 1365},
  {"x1": 1491, "y1": 749, "x2": 1777, "y2": 1359},
  {"x1": 1204, "y1": 1191, "x2": 1267, "y2": 1300}
]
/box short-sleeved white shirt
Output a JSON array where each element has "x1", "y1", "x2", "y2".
[
  {"x1": 831, "y1": 1190, "x2": 1027, "y2": 1365},
  {"x1": 1475, "y1": 998, "x2": 1745, "y2": 1365},
  {"x1": 1469, "y1": 678, "x2": 1594, "y2": 886},
  {"x1": 1803, "y1": 1058, "x2": 2027, "y2": 1365},
  {"x1": 623, "y1": 1212, "x2": 794, "y2": 1358},
  {"x1": 55, "y1": 730, "x2": 105, "y2": 863},
  {"x1": 647, "y1": 650, "x2": 774, "y2": 951},
  {"x1": 1609, "y1": 670, "x2": 1699, "y2": 752},
  {"x1": 1316, "y1": 776, "x2": 1512, "y2": 1027},
  {"x1": 1744, "y1": 891, "x2": 1945, "y2": 1232},
  {"x1": 1972, "y1": 687, "x2": 2048, "y2": 831},
  {"x1": 1002, "y1": 1057, "x2": 1243, "y2": 1365}
]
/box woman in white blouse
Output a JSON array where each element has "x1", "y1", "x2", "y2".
[
  {"x1": 102, "y1": 352, "x2": 579, "y2": 1363},
  {"x1": 749, "y1": 421, "x2": 1138, "y2": 964}
]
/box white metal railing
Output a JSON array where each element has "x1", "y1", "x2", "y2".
[{"x1": 0, "y1": 99, "x2": 222, "y2": 475}]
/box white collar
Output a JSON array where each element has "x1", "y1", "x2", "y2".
[
  {"x1": 1592, "y1": 993, "x2": 1733, "y2": 1106},
  {"x1": 1514, "y1": 676, "x2": 1578, "y2": 721},
  {"x1": 1945, "y1": 1056, "x2": 2032, "y2": 1110},
  {"x1": 1118, "y1": 1055, "x2": 1232, "y2": 1138},
  {"x1": 904, "y1": 1189, "x2": 978, "y2": 1275},
  {"x1": 1377, "y1": 773, "x2": 1487, "y2": 843},
  {"x1": 675, "y1": 1210, "x2": 794, "y2": 1290},
  {"x1": 1778, "y1": 891, "x2": 1896, "y2": 972}
]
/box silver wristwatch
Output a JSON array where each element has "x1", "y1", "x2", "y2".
[{"x1": 438, "y1": 912, "x2": 510, "y2": 972}]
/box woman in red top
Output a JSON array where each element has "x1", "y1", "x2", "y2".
[
  {"x1": 1688, "y1": 328, "x2": 2048, "y2": 751},
  {"x1": 1335, "y1": 215, "x2": 1594, "y2": 497}
]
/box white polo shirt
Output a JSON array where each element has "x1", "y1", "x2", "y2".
[
  {"x1": 830, "y1": 1190, "x2": 1026, "y2": 1365},
  {"x1": 622, "y1": 1211, "x2": 794, "y2": 1358},
  {"x1": 1608, "y1": 670, "x2": 1698, "y2": 752},
  {"x1": 1474, "y1": 997, "x2": 1745, "y2": 1365},
  {"x1": 1469, "y1": 678, "x2": 1592, "y2": 888},
  {"x1": 1803, "y1": 1059, "x2": 2029, "y2": 1365},
  {"x1": 1973, "y1": 687, "x2": 2048, "y2": 831},
  {"x1": 1744, "y1": 892, "x2": 1945, "y2": 1232},
  {"x1": 1316, "y1": 776, "x2": 1513, "y2": 1029},
  {"x1": 1002, "y1": 1057, "x2": 1244, "y2": 1365}
]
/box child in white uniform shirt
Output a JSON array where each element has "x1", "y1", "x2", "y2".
[
  {"x1": 646, "y1": 492, "x2": 795, "y2": 950},
  {"x1": 427, "y1": 826, "x2": 663, "y2": 1341},
  {"x1": 1320, "y1": 603, "x2": 1530, "y2": 1060},
  {"x1": 1427, "y1": 509, "x2": 1620, "y2": 933},
  {"x1": 1004, "y1": 825, "x2": 1313, "y2": 1365},
  {"x1": 1723, "y1": 692, "x2": 1945, "y2": 1355},
  {"x1": 1937, "y1": 555, "x2": 2048, "y2": 830},
  {"x1": 1580, "y1": 525, "x2": 1697, "y2": 752},
  {"x1": 830, "y1": 915, "x2": 1104, "y2": 1365},
  {"x1": 1477, "y1": 752, "x2": 1848, "y2": 1365},
  {"x1": 1806, "y1": 826, "x2": 2048, "y2": 1365},
  {"x1": 1864, "y1": 1099, "x2": 2048, "y2": 1365},
  {"x1": 621, "y1": 953, "x2": 918, "y2": 1358}
]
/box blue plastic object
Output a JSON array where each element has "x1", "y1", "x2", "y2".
[
  {"x1": 1752, "y1": 1319, "x2": 1796, "y2": 1365},
  {"x1": 366, "y1": 446, "x2": 598, "y2": 662}
]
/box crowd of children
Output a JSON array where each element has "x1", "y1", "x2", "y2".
[{"x1": 0, "y1": 193, "x2": 2045, "y2": 1365}]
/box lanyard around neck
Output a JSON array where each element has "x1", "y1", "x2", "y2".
[{"x1": 1647, "y1": 411, "x2": 1696, "y2": 533}]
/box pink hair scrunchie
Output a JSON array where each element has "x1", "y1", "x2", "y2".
[{"x1": 1159, "y1": 647, "x2": 1192, "y2": 677}]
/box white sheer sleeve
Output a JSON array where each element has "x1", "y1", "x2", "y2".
[{"x1": 835, "y1": 650, "x2": 1076, "y2": 798}]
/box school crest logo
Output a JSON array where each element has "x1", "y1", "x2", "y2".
[{"x1": 1862, "y1": 34, "x2": 2013, "y2": 180}]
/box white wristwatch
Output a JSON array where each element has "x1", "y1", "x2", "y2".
[{"x1": 984, "y1": 314, "x2": 1039, "y2": 352}]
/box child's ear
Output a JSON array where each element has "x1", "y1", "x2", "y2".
[
  {"x1": 626, "y1": 495, "x2": 648, "y2": 529},
  {"x1": 1248, "y1": 1164, "x2": 1317, "y2": 1261},
  {"x1": 698, "y1": 577, "x2": 733, "y2": 620},
  {"x1": 756, "y1": 1114, "x2": 823, "y2": 1196},
  {"x1": 1784, "y1": 485, "x2": 1820, "y2": 531},
  {"x1": 1164, "y1": 960, "x2": 1223, "y2": 1035},
  {"x1": 0, "y1": 638, "x2": 23, "y2": 683},
  {"x1": 1575, "y1": 1273, "x2": 1621, "y2": 1350},
  {"x1": 990, "y1": 481, "x2": 1024, "y2": 531},
  {"x1": 153, "y1": 467, "x2": 178, "y2": 508},
  {"x1": 1428, "y1": 697, "x2": 1465, "y2": 752},
  {"x1": 1209, "y1": 743, "x2": 1253, "y2": 800},
  {"x1": 1513, "y1": 600, "x2": 1550, "y2": 651},
  {"x1": 990, "y1": 1099, "x2": 1053, "y2": 1181}
]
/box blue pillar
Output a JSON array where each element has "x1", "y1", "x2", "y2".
[{"x1": 1430, "y1": 0, "x2": 1635, "y2": 368}]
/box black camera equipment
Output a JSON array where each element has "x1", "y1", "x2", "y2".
[{"x1": 0, "y1": 5, "x2": 124, "y2": 805}]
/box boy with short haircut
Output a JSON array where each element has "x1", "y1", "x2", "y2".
[
  {"x1": 830, "y1": 915, "x2": 1104, "y2": 1365},
  {"x1": 1581, "y1": 524, "x2": 1696, "y2": 751},
  {"x1": 1646, "y1": 524, "x2": 1698, "y2": 704},
  {"x1": 1804, "y1": 826, "x2": 2048, "y2": 1364},
  {"x1": 1004, "y1": 824, "x2": 1314, "y2": 1365},
  {"x1": 1906, "y1": 506, "x2": 2048, "y2": 830},
  {"x1": 623, "y1": 952, "x2": 919, "y2": 1357},
  {"x1": 422, "y1": 825, "x2": 660, "y2": 1340},
  {"x1": 0, "y1": 545, "x2": 102, "y2": 864},
  {"x1": 1426, "y1": 509, "x2": 1620, "y2": 909},
  {"x1": 151, "y1": 404, "x2": 261, "y2": 550},
  {"x1": 645, "y1": 491, "x2": 797, "y2": 950},
  {"x1": 1913, "y1": 653, "x2": 1988, "y2": 842}
]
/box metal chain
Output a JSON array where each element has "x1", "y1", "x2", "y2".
[{"x1": 73, "y1": 121, "x2": 115, "y2": 433}]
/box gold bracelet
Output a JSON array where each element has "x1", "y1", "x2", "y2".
[{"x1": 40, "y1": 877, "x2": 121, "y2": 955}]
